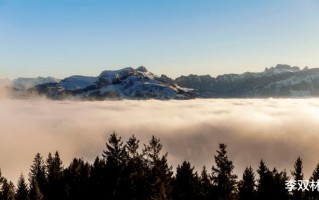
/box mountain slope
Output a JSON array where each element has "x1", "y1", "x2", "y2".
[
  {"x1": 32, "y1": 67, "x2": 193, "y2": 100},
  {"x1": 8, "y1": 64, "x2": 319, "y2": 99},
  {"x1": 175, "y1": 64, "x2": 319, "y2": 97},
  {"x1": 12, "y1": 76, "x2": 60, "y2": 90}
]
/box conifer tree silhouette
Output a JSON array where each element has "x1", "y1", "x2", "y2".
[
  {"x1": 291, "y1": 157, "x2": 305, "y2": 200},
  {"x1": 199, "y1": 166, "x2": 214, "y2": 200},
  {"x1": 46, "y1": 152, "x2": 65, "y2": 200},
  {"x1": 211, "y1": 144, "x2": 237, "y2": 200},
  {"x1": 102, "y1": 132, "x2": 128, "y2": 200},
  {"x1": 308, "y1": 163, "x2": 319, "y2": 200},
  {"x1": 238, "y1": 166, "x2": 256, "y2": 200},
  {"x1": 143, "y1": 136, "x2": 173, "y2": 200},
  {"x1": 15, "y1": 174, "x2": 29, "y2": 200},
  {"x1": 28, "y1": 153, "x2": 46, "y2": 199},
  {"x1": 172, "y1": 161, "x2": 201, "y2": 200},
  {"x1": 1, "y1": 179, "x2": 15, "y2": 200}
]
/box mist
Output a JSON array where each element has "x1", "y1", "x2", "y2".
[{"x1": 1, "y1": 98, "x2": 319, "y2": 183}]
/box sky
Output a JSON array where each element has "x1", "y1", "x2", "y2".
[{"x1": 0, "y1": 0, "x2": 318, "y2": 79}]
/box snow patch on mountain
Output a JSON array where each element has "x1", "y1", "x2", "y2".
[
  {"x1": 95, "y1": 67, "x2": 186, "y2": 99},
  {"x1": 25, "y1": 66, "x2": 193, "y2": 100},
  {"x1": 99, "y1": 67, "x2": 137, "y2": 85},
  {"x1": 12, "y1": 64, "x2": 319, "y2": 99},
  {"x1": 228, "y1": 64, "x2": 302, "y2": 82}
]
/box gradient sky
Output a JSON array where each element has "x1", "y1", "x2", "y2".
[{"x1": 0, "y1": 0, "x2": 318, "y2": 79}]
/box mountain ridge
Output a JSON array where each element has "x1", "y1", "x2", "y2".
[
  {"x1": 175, "y1": 64, "x2": 319, "y2": 97},
  {"x1": 3, "y1": 64, "x2": 319, "y2": 99}
]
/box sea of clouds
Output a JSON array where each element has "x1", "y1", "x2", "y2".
[{"x1": 1, "y1": 96, "x2": 319, "y2": 183}]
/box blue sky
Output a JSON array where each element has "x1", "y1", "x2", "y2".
[{"x1": 0, "y1": 0, "x2": 318, "y2": 79}]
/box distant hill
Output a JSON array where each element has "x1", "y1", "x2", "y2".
[
  {"x1": 28, "y1": 66, "x2": 193, "y2": 100},
  {"x1": 175, "y1": 64, "x2": 319, "y2": 97},
  {"x1": 6, "y1": 64, "x2": 319, "y2": 99},
  {"x1": 11, "y1": 76, "x2": 61, "y2": 90}
]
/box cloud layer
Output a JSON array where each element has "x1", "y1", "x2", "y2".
[{"x1": 1, "y1": 98, "x2": 319, "y2": 183}]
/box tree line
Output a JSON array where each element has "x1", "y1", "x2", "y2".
[{"x1": 0, "y1": 132, "x2": 319, "y2": 200}]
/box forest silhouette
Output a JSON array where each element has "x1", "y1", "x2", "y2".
[{"x1": 0, "y1": 132, "x2": 318, "y2": 200}]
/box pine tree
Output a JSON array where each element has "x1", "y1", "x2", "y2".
[
  {"x1": 28, "y1": 153, "x2": 46, "y2": 198},
  {"x1": 0, "y1": 169, "x2": 5, "y2": 199},
  {"x1": 238, "y1": 166, "x2": 256, "y2": 200},
  {"x1": 29, "y1": 180, "x2": 43, "y2": 200},
  {"x1": 89, "y1": 156, "x2": 105, "y2": 200},
  {"x1": 45, "y1": 151, "x2": 66, "y2": 200},
  {"x1": 143, "y1": 136, "x2": 173, "y2": 200},
  {"x1": 291, "y1": 157, "x2": 305, "y2": 200},
  {"x1": 309, "y1": 163, "x2": 319, "y2": 200},
  {"x1": 103, "y1": 132, "x2": 128, "y2": 167},
  {"x1": 172, "y1": 161, "x2": 201, "y2": 200},
  {"x1": 102, "y1": 132, "x2": 128, "y2": 199},
  {"x1": 199, "y1": 166, "x2": 213, "y2": 200},
  {"x1": 211, "y1": 144, "x2": 237, "y2": 200},
  {"x1": 64, "y1": 158, "x2": 91, "y2": 200},
  {"x1": 1, "y1": 179, "x2": 15, "y2": 200},
  {"x1": 0, "y1": 168, "x2": 4, "y2": 185},
  {"x1": 256, "y1": 160, "x2": 276, "y2": 200},
  {"x1": 0, "y1": 169, "x2": 15, "y2": 200},
  {"x1": 15, "y1": 174, "x2": 29, "y2": 200},
  {"x1": 272, "y1": 168, "x2": 289, "y2": 200},
  {"x1": 126, "y1": 135, "x2": 140, "y2": 158},
  {"x1": 121, "y1": 135, "x2": 149, "y2": 200}
]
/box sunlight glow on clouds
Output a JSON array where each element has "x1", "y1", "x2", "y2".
[{"x1": 1, "y1": 98, "x2": 319, "y2": 183}]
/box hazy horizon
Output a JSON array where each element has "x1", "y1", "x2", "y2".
[{"x1": 0, "y1": 63, "x2": 316, "y2": 80}]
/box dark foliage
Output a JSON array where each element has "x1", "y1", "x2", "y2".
[
  {"x1": 143, "y1": 136, "x2": 173, "y2": 200},
  {"x1": 172, "y1": 161, "x2": 201, "y2": 200},
  {"x1": 64, "y1": 158, "x2": 91, "y2": 200},
  {"x1": 0, "y1": 133, "x2": 318, "y2": 200},
  {"x1": 1, "y1": 169, "x2": 15, "y2": 200},
  {"x1": 15, "y1": 174, "x2": 29, "y2": 200},
  {"x1": 291, "y1": 157, "x2": 306, "y2": 200},
  {"x1": 45, "y1": 152, "x2": 66, "y2": 200},
  {"x1": 28, "y1": 153, "x2": 46, "y2": 200},
  {"x1": 199, "y1": 166, "x2": 214, "y2": 200},
  {"x1": 256, "y1": 160, "x2": 290, "y2": 200},
  {"x1": 308, "y1": 163, "x2": 319, "y2": 200},
  {"x1": 211, "y1": 144, "x2": 237, "y2": 200},
  {"x1": 238, "y1": 166, "x2": 256, "y2": 200}
]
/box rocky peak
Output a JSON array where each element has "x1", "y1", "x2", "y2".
[
  {"x1": 136, "y1": 66, "x2": 148, "y2": 72},
  {"x1": 275, "y1": 64, "x2": 291, "y2": 70}
]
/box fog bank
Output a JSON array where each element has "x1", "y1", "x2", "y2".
[{"x1": 1, "y1": 98, "x2": 319, "y2": 183}]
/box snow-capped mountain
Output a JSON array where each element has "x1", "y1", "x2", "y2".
[
  {"x1": 9, "y1": 64, "x2": 319, "y2": 99},
  {"x1": 175, "y1": 64, "x2": 319, "y2": 97},
  {"x1": 32, "y1": 67, "x2": 193, "y2": 100},
  {"x1": 12, "y1": 76, "x2": 60, "y2": 90}
]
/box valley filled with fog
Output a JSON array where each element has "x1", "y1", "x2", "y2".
[{"x1": 1, "y1": 98, "x2": 319, "y2": 183}]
